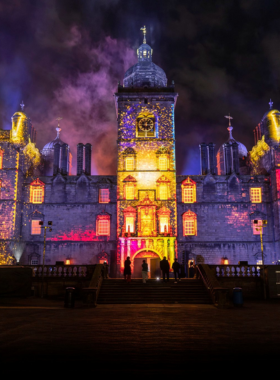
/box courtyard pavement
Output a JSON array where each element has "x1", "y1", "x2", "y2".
[{"x1": 1, "y1": 296, "x2": 280, "y2": 373}]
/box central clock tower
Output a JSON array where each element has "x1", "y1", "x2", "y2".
[{"x1": 114, "y1": 27, "x2": 178, "y2": 277}]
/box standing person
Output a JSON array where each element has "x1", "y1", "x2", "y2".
[
  {"x1": 160, "y1": 256, "x2": 170, "y2": 282},
  {"x1": 172, "y1": 258, "x2": 181, "y2": 283},
  {"x1": 124, "y1": 256, "x2": 131, "y2": 283},
  {"x1": 142, "y1": 259, "x2": 148, "y2": 283}
]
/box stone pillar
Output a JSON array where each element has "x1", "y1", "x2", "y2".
[
  {"x1": 77, "y1": 143, "x2": 84, "y2": 176},
  {"x1": 224, "y1": 143, "x2": 232, "y2": 175},
  {"x1": 127, "y1": 239, "x2": 131, "y2": 258},
  {"x1": 84, "y1": 143, "x2": 92, "y2": 175},
  {"x1": 164, "y1": 238, "x2": 168, "y2": 259},
  {"x1": 232, "y1": 142, "x2": 239, "y2": 174},
  {"x1": 53, "y1": 143, "x2": 60, "y2": 176},
  {"x1": 169, "y1": 238, "x2": 175, "y2": 265},
  {"x1": 208, "y1": 143, "x2": 216, "y2": 175},
  {"x1": 199, "y1": 143, "x2": 208, "y2": 175},
  {"x1": 120, "y1": 239, "x2": 125, "y2": 272},
  {"x1": 61, "y1": 143, "x2": 68, "y2": 175}
]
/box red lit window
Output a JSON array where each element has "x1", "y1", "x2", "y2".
[
  {"x1": 31, "y1": 220, "x2": 42, "y2": 235},
  {"x1": 99, "y1": 189, "x2": 110, "y2": 203},
  {"x1": 181, "y1": 178, "x2": 196, "y2": 203},
  {"x1": 0, "y1": 149, "x2": 3, "y2": 169},
  {"x1": 30, "y1": 179, "x2": 45, "y2": 204},
  {"x1": 250, "y1": 188, "x2": 262, "y2": 203},
  {"x1": 183, "y1": 210, "x2": 197, "y2": 236},
  {"x1": 96, "y1": 213, "x2": 110, "y2": 236}
]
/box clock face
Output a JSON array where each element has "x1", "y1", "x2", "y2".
[{"x1": 139, "y1": 118, "x2": 154, "y2": 131}]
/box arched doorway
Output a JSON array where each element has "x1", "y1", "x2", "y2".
[{"x1": 132, "y1": 249, "x2": 162, "y2": 278}]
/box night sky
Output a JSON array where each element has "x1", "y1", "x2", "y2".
[{"x1": 1, "y1": 0, "x2": 280, "y2": 174}]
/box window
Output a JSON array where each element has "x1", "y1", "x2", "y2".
[
  {"x1": 123, "y1": 175, "x2": 137, "y2": 200},
  {"x1": 31, "y1": 220, "x2": 41, "y2": 235},
  {"x1": 30, "y1": 179, "x2": 45, "y2": 204},
  {"x1": 250, "y1": 188, "x2": 262, "y2": 203},
  {"x1": 183, "y1": 210, "x2": 197, "y2": 236},
  {"x1": 0, "y1": 149, "x2": 3, "y2": 169},
  {"x1": 96, "y1": 213, "x2": 110, "y2": 236},
  {"x1": 99, "y1": 189, "x2": 110, "y2": 203},
  {"x1": 181, "y1": 177, "x2": 196, "y2": 203},
  {"x1": 123, "y1": 206, "x2": 137, "y2": 235},
  {"x1": 159, "y1": 184, "x2": 168, "y2": 200},
  {"x1": 157, "y1": 206, "x2": 171, "y2": 234},
  {"x1": 159, "y1": 156, "x2": 168, "y2": 170},
  {"x1": 125, "y1": 157, "x2": 134, "y2": 171},
  {"x1": 252, "y1": 220, "x2": 262, "y2": 235},
  {"x1": 156, "y1": 175, "x2": 170, "y2": 200},
  {"x1": 160, "y1": 217, "x2": 169, "y2": 233}
]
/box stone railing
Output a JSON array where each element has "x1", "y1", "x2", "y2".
[
  {"x1": 29, "y1": 265, "x2": 96, "y2": 279},
  {"x1": 211, "y1": 265, "x2": 260, "y2": 278}
]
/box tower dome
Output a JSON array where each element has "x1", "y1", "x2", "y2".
[
  {"x1": 41, "y1": 127, "x2": 66, "y2": 157},
  {"x1": 123, "y1": 26, "x2": 167, "y2": 88},
  {"x1": 216, "y1": 115, "x2": 248, "y2": 175}
]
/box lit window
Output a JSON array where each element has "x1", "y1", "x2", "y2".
[
  {"x1": 125, "y1": 157, "x2": 134, "y2": 171},
  {"x1": 126, "y1": 217, "x2": 134, "y2": 233},
  {"x1": 126, "y1": 185, "x2": 135, "y2": 200},
  {"x1": 181, "y1": 177, "x2": 196, "y2": 203},
  {"x1": 30, "y1": 179, "x2": 45, "y2": 204},
  {"x1": 159, "y1": 156, "x2": 168, "y2": 170},
  {"x1": 31, "y1": 220, "x2": 41, "y2": 235},
  {"x1": 160, "y1": 216, "x2": 169, "y2": 233},
  {"x1": 0, "y1": 149, "x2": 3, "y2": 169},
  {"x1": 250, "y1": 188, "x2": 262, "y2": 203},
  {"x1": 143, "y1": 50, "x2": 147, "y2": 56},
  {"x1": 252, "y1": 220, "x2": 262, "y2": 235},
  {"x1": 99, "y1": 189, "x2": 110, "y2": 203},
  {"x1": 96, "y1": 213, "x2": 110, "y2": 236},
  {"x1": 159, "y1": 184, "x2": 168, "y2": 200},
  {"x1": 183, "y1": 210, "x2": 197, "y2": 236}
]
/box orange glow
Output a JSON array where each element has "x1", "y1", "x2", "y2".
[
  {"x1": 183, "y1": 210, "x2": 197, "y2": 236},
  {"x1": 250, "y1": 188, "x2": 262, "y2": 203},
  {"x1": 96, "y1": 213, "x2": 110, "y2": 236},
  {"x1": 31, "y1": 220, "x2": 41, "y2": 235},
  {"x1": 65, "y1": 259, "x2": 71, "y2": 265},
  {"x1": 181, "y1": 177, "x2": 196, "y2": 203},
  {"x1": 252, "y1": 219, "x2": 262, "y2": 235},
  {"x1": 0, "y1": 149, "x2": 3, "y2": 169},
  {"x1": 30, "y1": 178, "x2": 45, "y2": 204}
]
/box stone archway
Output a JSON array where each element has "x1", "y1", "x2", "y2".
[{"x1": 132, "y1": 249, "x2": 162, "y2": 278}]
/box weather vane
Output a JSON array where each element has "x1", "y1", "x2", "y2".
[
  {"x1": 56, "y1": 117, "x2": 62, "y2": 127},
  {"x1": 140, "y1": 25, "x2": 146, "y2": 44},
  {"x1": 20, "y1": 100, "x2": 25, "y2": 111},
  {"x1": 269, "y1": 99, "x2": 273, "y2": 109},
  {"x1": 224, "y1": 114, "x2": 233, "y2": 126}
]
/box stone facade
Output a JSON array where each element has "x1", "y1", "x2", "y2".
[{"x1": 1, "y1": 35, "x2": 280, "y2": 275}]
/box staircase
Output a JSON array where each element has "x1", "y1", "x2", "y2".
[{"x1": 97, "y1": 278, "x2": 212, "y2": 304}]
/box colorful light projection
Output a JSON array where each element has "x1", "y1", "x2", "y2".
[
  {"x1": 11, "y1": 112, "x2": 28, "y2": 144},
  {"x1": 265, "y1": 109, "x2": 280, "y2": 143},
  {"x1": 23, "y1": 140, "x2": 41, "y2": 168},
  {"x1": 30, "y1": 178, "x2": 45, "y2": 204},
  {"x1": 183, "y1": 210, "x2": 197, "y2": 236},
  {"x1": 181, "y1": 177, "x2": 196, "y2": 203},
  {"x1": 249, "y1": 136, "x2": 270, "y2": 174}
]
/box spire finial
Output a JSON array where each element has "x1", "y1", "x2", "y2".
[
  {"x1": 20, "y1": 100, "x2": 25, "y2": 111},
  {"x1": 225, "y1": 114, "x2": 233, "y2": 139},
  {"x1": 56, "y1": 117, "x2": 62, "y2": 127},
  {"x1": 269, "y1": 99, "x2": 273, "y2": 109},
  {"x1": 140, "y1": 25, "x2": 146, "y2": 44}
]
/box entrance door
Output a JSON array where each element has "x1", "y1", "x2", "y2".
[
  {"x1": 150, "y1": 258, "x2": 160, "y2": 278},
  {"x1": 133, "y1": 258, "x2": 143, "y2": 278}
]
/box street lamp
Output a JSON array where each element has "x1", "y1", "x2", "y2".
[
  {"x1": 254, "y1": 219, "x2": 267, "y2": 300},
  {"x1": 39, "y1": 221, "x2": 52, "y2": 298}
]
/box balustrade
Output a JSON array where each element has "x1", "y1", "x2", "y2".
[
  {"x1": 29, "y1": 264, "x2": 95, "y2": 278},
  {"x1": 213, "y1": 265, "x2": 260, "y2": 277}
]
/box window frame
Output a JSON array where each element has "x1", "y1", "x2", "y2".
[
  {"x1": 31, "y1": 220, "x2": 42, "y2": 235},
  {"x1": 99, "y1": 188, "x2": 110, "y2": 203},
  {"x1": 181, "y1": 177, "x2": 196, "y2": 203},
  {"x1": 30, "y1": 179, "x2": 45, "y2": 204},
  {"x1": 250, "y1": 188, "x2": 262, "y2": 203},
  {"x1": 183, "y1": 210, "x2": 197, "y2": 236},
  {"x1": 96, "y1": 213, "x2": 110, "y2": 237}
]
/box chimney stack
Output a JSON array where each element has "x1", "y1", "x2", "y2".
[
  {"x1": 232, "y1": 142, "x2": 240, "y2": 174},
  {"x1": 208, "y1": 143, "x2": 216, "y2": 175},
  {"x1": 77, "y1": 143, "x2": 84, "y2": 175},
  {"x1": 84, "y1": 143, "x2": 92, "y2": 175},
  {"x1": 61, "y1": 143, "x2": 68, "y2": 175},
  {"x1": 199, "y1": 143, "x2": 208, "y2": 175}
]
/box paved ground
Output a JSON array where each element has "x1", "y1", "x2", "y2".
[{"x1": 1, "y1": 296, "x2": 280, "y2": 373}]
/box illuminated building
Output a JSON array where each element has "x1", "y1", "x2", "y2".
[{"x1": 1, "y1": 29, "x2": 280, "y2": 274}]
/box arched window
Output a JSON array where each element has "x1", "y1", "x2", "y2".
[
  {"x1": 123, "y1": 175, "x2": 137, "y2": 200},
  {"x1": 156, "y1": 147, "x2": 170, "y2": 171},
  {"x1": 0, "y1": 149, "x2": 3, "y2": 169},
  {"x1": 96, "y1": 213, "x2": 110, "y2": 236},
  {"x1": 181, "y1": 177, "x2": 196, "y2": 203},
  {"x1": 183, "y1": 210, "x2": 197, "y2": 236},
  {"x1": 157, "y1": 206, "x2": 171, "y2": 234},
  {"x1": 156, "y1": 175, "x2": 170, "y2": 200},
  {"x1": 30, "y1": 179, "x2": 45, "y2": 204}
]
